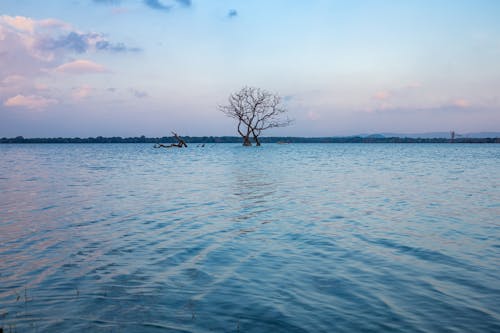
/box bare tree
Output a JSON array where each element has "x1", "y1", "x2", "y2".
[
  {"x1": 171, "y1": 131, "x2": 188, "y2": 147},
  {"x1": 154, "y1": 131, "x2": 188, "y2": 148},
  {"x1": 219, "y1": 87, "x2": 292, "y2": 146}
]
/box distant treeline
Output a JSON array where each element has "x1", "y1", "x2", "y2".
[{"x1": 1, "y1": 135, "x2": 499, "y2": 144}]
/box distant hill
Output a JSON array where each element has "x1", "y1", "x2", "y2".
[
  {"x1": 461, "y1": 132, "x2": 500, "y2": 138},
  {"x1": 359, "y1": 132, "x2": 500, "y2": 139}
]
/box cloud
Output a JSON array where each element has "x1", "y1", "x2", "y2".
[
  {"x1": 39, "y1": 31, "x2": 141, "y2": 54},
  {"x1": 0, "y1": 15, "x2": 140, "y2": 71},
  {"x1": 0, "y1": 72, "x2": 51, "y2": 105},
  {"x1": 4, "y1": 94, "x2": 58, "y2": 110},
  {"x1": 372, "y1": 83, "x2": 421, "y2": 101},
  {"x1": 40, "y1": 31, "x2": 90, "y2": 53},
  {"x1": 307, "y1": 110, "x2": 320, "y2": 121},
  {"x1": 55, "y1": 60, "x2": 108, "y2": 74},
  {"x1": 72, "y1": 85, "x2": 93, "y2": 100},
  {"x1": 144, "y1": 0, "x2": 171, "y2": 11},
  {"x1": 1, "y1": 74, "x2": 25, "y2": 85},
  {"x1": 95, "y1": 40, "x2": 141, "y2": 52},
  {"x1": 35, "y1": 82, "x2": 49, "y2": 91},
  {"x1": 143, "y1": 0, "x2": 191, "y2": 11},
  {"x1": 453, "y1": 99, "x2": 470, "y2": 108},
  {"x1": 1, "y1": 15, "x2": 72, "y2": 35},
  {"x1": 92, "y1": 1, "x2": 129, "y2": 14},
  {"x1": 1, "y1": 15, "x2": 36, "y2": 33},
  {"x1": 0, "y1": 16, "x2": 140, "y2": 109},
  {"x1": 130, "y1": 88, "x2": 149, "y2": 98},
  {"x1": 0, "y1": 75, "x2": 34, "y2": 98},
  {"x1": 373, "y1": 91, "x2": 390, "y2": 101},
  {"x1": 38, "y1": 19, "x2": 73, "y2": 30},
  {"x1": 176, "y1": 0, "x2": 192, "y2": 7},
  {"x1": 93, "y1": 0, "x2": 122, "y2": 4},
  {"x1": 369, "y1": 83, "x2": 424, "y2": 111},
  {"x1": 227, "y1": 9, "x2": 238, "y2": 18}
]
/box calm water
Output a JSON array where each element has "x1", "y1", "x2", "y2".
[{"x1": 0, "y1": 143, "x2": 499, "y2": 332}]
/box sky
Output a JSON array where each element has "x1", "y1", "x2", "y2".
[{"x1": 0, "y1": 0, "x2": 499, "y2": 137}]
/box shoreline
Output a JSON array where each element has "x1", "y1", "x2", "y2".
[{"x1": 1, "y1": 136, "x2": 499, "y2": 144}]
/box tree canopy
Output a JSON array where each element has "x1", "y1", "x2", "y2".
[{"x1": 219, "y1": 86, "x2": 292, "y2": 146}]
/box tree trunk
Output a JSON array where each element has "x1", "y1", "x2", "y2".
[
  {"x1": 243, "y1": 136, "x2": 252, "y2": 146},
  {"x1": 250, "y1": 128, "x2": 261, "y2": 146},
  {"x1": 237, "y1": 120, "x2": 252, "y2": 146}
]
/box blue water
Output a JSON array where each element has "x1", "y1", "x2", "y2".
[{"x1": 0, "y1": 143, "x2": 499, "y2": 332}]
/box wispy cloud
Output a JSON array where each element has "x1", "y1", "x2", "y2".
[
  {"x1": 176, "y1": 0, "x2": 191, "y2": 7},
  {"x1": 55, "y1": 60, "x2": 108, "y2": 74},
  {"x1": 453, "y1": 99, "x2": 470, "y2": 108},
  {"x1": 93, "y1": 0, "x2": 122, "y2": 4},
  {"x1": 92, "y1": 1, "x2": 129, "y2": 14},
  {"x1": 72, "y1": 85, "x2": 93, "y2": 100},
  {"x1": 227, "y1": 9, "x2": 238, "y2": 18},
  {"x1": 306, "y1": 110, "x2": 320, "y2": 121},
  {"x1": 369, "y1": 82, "x2": 424, "y2": 111},
  {"x1": 40, "y1": 31, "x2": 90, "y2": 53},
  {"x1": 144, "y1": 0, "x2": 171, "y2": 11},
  {"x1": 4, "y1": 94, "x2": 58, "y2": 110},
  {"x1": 95, "y1": 40, "x2": 141, "y2": 52},
  {"x1": 39, "y1": 31, "x2": 141, "y2": 54},
  {"x1": 130, "y1": 88, "x2": 149, "y2": 98},
  {"x1": 372, "y1": 91, "x2": 390, "y2": 101},
  {"x1": 94, "y1": 0, "x2": 192, "y2": 11},
  {"x1": 1, "y1": 74, "x2": 26, "y2": 85},
  {"x1": 143, "y1": 0, "x2": 192, "y2": 11}
]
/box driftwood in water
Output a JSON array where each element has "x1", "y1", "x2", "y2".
[
  {"x1": 154, "y1": 131, "x2": 188, "y2": 148},
  {"x1": 171, "y1": 131, "x2": 188, "y2": 147}
]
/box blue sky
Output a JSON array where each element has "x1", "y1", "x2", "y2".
[{"x1": 0, "y1": 0, "x2": 499, "y2": 137}]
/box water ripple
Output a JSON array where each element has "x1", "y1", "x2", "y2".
[{"x1": 0, "y1": 143, "x2": 499, "y2": 332}]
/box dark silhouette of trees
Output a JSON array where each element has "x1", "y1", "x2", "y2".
[
  {"x1": 2, "y1": 136, "x2": 500, "y2": 144},
  {"x1": 219, "y1": 86, "x2": 292, "y2": 146}
]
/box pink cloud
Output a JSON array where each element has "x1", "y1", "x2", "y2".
[
  {"x1": 4, "y1": 94, "x2": 58, "y2": 110},
  {"x1": 1, "y1": 15, "x2": 36, "y2": 33},
  {"x1": 35, "y1": 82, "x2": 49, "y2": 91},
  {"x1": 306, "y1": 110, "x2": 320, "y2": 121},
  {"x1": 72, "y1": 85, "x2": 93, "y2": 100},
  {"x1": 37, "y1": 19, "x2": 72, "y2": 30},
  {"x1": 0, "y1": 75, "x2": 32, "y2": 98},
  {"x1": 1, "y1": 74, "x2": 25, "y2": 85},
  {"x1": 453, "y1": 99, "x2": 470, "y2": 108},
  {"x1": 373, "y1": 91, "x2": 390, "y2": 101},
  {"x1": 55, "y1": 60, "x2": 108, "y2": 74},
  {"x1": 0, "y1": 16, "x2": 71, "y2": 32},
  {"x1": 0, "y1": 15, "x2": 134, "y2": 79},
  {"x1": 0, "y1": 74, "x2": 52, "y2": 101}
]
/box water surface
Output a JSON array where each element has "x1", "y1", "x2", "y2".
[{"x1": 0, "y1": 143, "x2": 499, "y2": 332}]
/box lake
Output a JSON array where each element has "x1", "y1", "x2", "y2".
[{"x1": 0, "y1": 143, "x2": 499, "y2": 332}]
